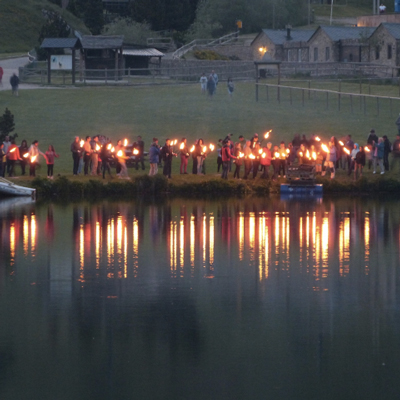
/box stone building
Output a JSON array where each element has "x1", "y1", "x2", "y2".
[
  {"x1": 368, "y1": 23, "x2": 400, "y2": 67},
  {"x1": 308, "y1": 26, "x2": 374, "y2": 63},
  {"x1": 251, "y1": 29, "x2": 314, "y2": 62}
]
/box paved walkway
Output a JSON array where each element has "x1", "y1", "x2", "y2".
[{"x1": 0, "y1": 56, "x2": 46, "y2": 91}]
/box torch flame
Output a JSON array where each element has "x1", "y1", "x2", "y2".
[
  {"x1": 111, "y1": 147, "x2": 115, "y2": 153},
  {"x1": 274, "y1": 152, "x2": 280, "y2": 158},
  {"x1": 339, "y1": 141, "x2": 344, "y2": 146},
  {"x1": 31, "y1": 155, "x2": 37, "y2": 163},
  {"x1": 180, "y1": 143, "x2": 184, "y2": 150},
  {"x1": 203, "y1": 146, "x2": 207, "y2": 153},
  {"x1": 190, "y1": 145, "x2": 195, "y2": 153},
  {"x1": 343, "y1": 148, "x2": 350, "y2": 155},
  {"x1": 9, "y1": 147, "x2": 16, "y2": 153},
  {"x1": 249, "y1": 154, "x2": 255, "y2": 159},
  {"x1": 264, "y1": 130, "x2": 272, "y2": 139},
  {"x1": 107, "y1": 143, "x2": 112, "y2": 150},
  {"x1": 209, "y1": 144, "x2": 215, "y2": 151},
  {"x1": 306, "y1": 150, "x2": 310, "y2": 159},
  {"x1": 96, "y1": 144, "x2": 101, "y2": 151},
  {"x1": 299, "y1": 151, "x2": 303, "y2": 157},
  {"x1": 80, "y1": 140, "x2": 84, "y2": 147},
  {"x1": 133, "y1": 148, "x2": 139, "y2": 155},
  {"x1": 315, "y1": 136, "x2": 321, "y2": 142},
  {"x1": 262, "y1": 153, "x2": 266, "y2": 158},
  {"x1": 321, "y1": 144, "x2": 329, "y2": 153},
  {"x1": 365, "y1": 147, "x2": 370, "y2": 153},
  {"x1": 117, "y1": 150, "x2": 123, "y2": 157},
  {"x1": 312, "y1": 151, "x2": 317, "y2": 160},
  {"x1": 124, "y1": 139, "x2": 128, "y2": 147},
  {"x1": 286, "y1": 148, "x2": 290, "y2": 154},
  {"x1": 258, "y1": 149, "x2": 263, "y2": 155},
  {"x1": 239, "y1": 152, "x2": 244, "y2": 158},
  {"x1": 23, "y1": 153, "x2": 29, "y2": 158}
]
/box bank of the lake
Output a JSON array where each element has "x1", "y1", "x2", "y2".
[{"x1": 3, "y1": 173, "x2": 399, "y2": 200}]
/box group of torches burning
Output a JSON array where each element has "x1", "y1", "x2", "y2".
[{"x1": 16, "y1": 131, "x2": 365, "y2": 166}]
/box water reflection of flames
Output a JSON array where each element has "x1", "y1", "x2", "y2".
[
  {"x1": 364, "y1": 214, "x2": 370, "y2": 274},
  {"x1": 96, "y1": 222, "x2": 100, "y2": 269},
  {"x1": 249, "y1": 212, "x2": 255, "y2": 262},
  {"x1": 23, "y1": 215, "x2": 29, "y2": 256},
  {"x1": 203, "y1": 214, "x2": 207, "y2": 267},
  {"x1": 133, "y1": 218, "x2": 138, "y2": 277},
  {"x1": 339, "y1": 215, "x2": 350, "y2": 277},
  {"x1": 79, "y1": 224, "x2": 84, "y2": 280},
  {"x1": 10, "y1": 224, "x2": 15, "y2": 266},
  {"x1": 209, "y1": 215, "x2": 214, "y2": 266},
  {"x1": 190, "y1": 215, "x2": 195, "y2": 268},
  {"x1": 238, "y1": 212, "x2": 244, "y2": 261},
  {"x1": 170, "y1": 221, "x2": 177, "y2": 275},
  {"x1": 180, "y1": 217, "x2": 185, "y2": 272},
  {"x1": 31, "y1": 214, "x2": 36, "y2": 258}
]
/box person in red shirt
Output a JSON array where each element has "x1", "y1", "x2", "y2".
[
  {"x1": 6, "y1": 140, "x2": 22, "y2": 177},
  {"x1": 221, "y1": 139, "x2": 236, "y2": 179}
]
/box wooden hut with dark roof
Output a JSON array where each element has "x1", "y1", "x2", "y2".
[{"x1": 81, "y1": 35, "x2": 124, "y2": 72}]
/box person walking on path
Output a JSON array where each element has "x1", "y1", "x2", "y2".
[
  {"x1": 10, "y1": 73, "x2": 19, "y2": 96},
  {"x1": 207, "y1": 75, "x2": 216, "y2": 97},
  {"x1": 200, "y1": 73, "x2": 207, "y2": 94},
  {"x1": 227, "y1": 77, "x2": 234, "y2": 98},
  {"x1": 211, "y1": 70, "x2": 218, "y2": 94}
]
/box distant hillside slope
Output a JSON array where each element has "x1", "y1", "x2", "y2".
[{"x1": 0, "y1": 0, "x2": 90, "y2": 53}]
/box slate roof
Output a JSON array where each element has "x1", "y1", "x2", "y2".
[
  {"x1": 254, "y1": 29, "x2": 314, "y2": 45},
  {"x1": 381, "y1": 23, "x2": 400, "y2": 39},
  {"x1": 40, "y1": 38, "x2": 81, "y2": 49},
  {"x1": 123, "y1": 48, "x2": 164, "y2": 57},
  {"x1": 81, "y1": 35, "x2": 124, "y2": 49},
  {"x1": 311, "y1": 26, "x2": 375, "y2": 41}
]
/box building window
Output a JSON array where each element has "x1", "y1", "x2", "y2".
[
  {"x1": 375, "y1": 46, "x2": 380, "y2": 60},
  {"x1": 314, "y1": 47, "x2": 318, "y2": 62},
  {"x1": 325, "y1": 47, "x2": 330, "y2": 61},
  {"x1": 298, "y1": 48, "x2": 302, "y2": 62},
  {"x1": 388, "y1": 44, "x2": 392, "y2": 59}
]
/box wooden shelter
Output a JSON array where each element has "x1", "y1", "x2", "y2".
[
  {"x1": 123, "y1": 47, "x2": 164, "y2": 75},
  {"x1": 40, "y1": 37, "x2": 82, "y2": 84},
  {"x1": 81, "y1": 35, "x2": 124, "y2": 79}
]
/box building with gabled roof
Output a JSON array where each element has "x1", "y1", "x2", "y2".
[
  {"x1": 308, "y1": 26, "x2": 374, "y2": 63},
  {"x1": 368, "y1": 23, "x2": 400, "y2": 67},
  {"x1": 251, "y1": 28, "x2": 314, "y2": 62}
]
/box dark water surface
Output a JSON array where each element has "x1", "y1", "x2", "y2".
[{"x1": 0, "y1": 196, "x2": 399, "y2": 400}]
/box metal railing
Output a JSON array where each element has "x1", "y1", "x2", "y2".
[{"x1": 172, "y1": 31, "x2": 239, "y2": 59}]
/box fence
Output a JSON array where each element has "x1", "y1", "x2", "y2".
[
  {"x1": 19, "y1": 62, "x2": 256, "y2": 86},
  {"x1": 255, "y1": 82, "x2": 400, "y2": 118}
]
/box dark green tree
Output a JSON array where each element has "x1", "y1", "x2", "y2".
[
  {"x1": 36, "y1": 12, "x2": 71, "y2": 61},
  {"x1": 0, "y1": 108, "x2": 17, "y2": 142},
  {"x1": 68, "y1": 0, "x2": 104, "y2": 34},
  {"x1": 130, "y1": 0, "x2": 198, "y2": 31}
]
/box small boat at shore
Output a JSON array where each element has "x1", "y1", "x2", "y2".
[{"x1": 0, "y1": 177, "x2": 36, "y2": 198}]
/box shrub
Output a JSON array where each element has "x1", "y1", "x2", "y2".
[{"x1": 193, "y1": 50, "x2": 229, "y2": 60}]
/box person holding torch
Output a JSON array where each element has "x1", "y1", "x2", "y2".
[
  {"x1": 27, "y1": 140, "x2": 46, "y2": 177},
  {"x1": 179, "y1": 138, "x2": 189, "y2": 174}
]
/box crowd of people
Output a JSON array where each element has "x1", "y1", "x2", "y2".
[
  {"x1": 0, "y1": 136, "x2": 57, "y2": 178},
  {"x1": 199, "y1": 70, "x2": 234, "y2": 98},
  {"x1": 2, "y1": 129, "x2": 400, "y2": 182}
]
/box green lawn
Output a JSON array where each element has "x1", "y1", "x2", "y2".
[{"x1": 1, "y1": 81, "x2": 399, "y2": 180}]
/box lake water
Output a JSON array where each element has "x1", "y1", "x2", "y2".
[{"x1": 0, "y1": 196, "x2": 399, "y2": 400}]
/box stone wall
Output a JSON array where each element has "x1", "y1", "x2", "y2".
[
  {"x1": 368, "y1": 24, "x2": 399, "y2": 68},
  {"x1": 357, "y1": 14, "x2": 400, "y2": 27}
]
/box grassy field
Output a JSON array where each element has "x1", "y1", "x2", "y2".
[{"x1": 1, "y1": 80, "x2": 399, "y2": 181}]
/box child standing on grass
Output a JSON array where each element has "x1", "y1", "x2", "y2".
[{"x1": 45, "y1": 145, "x2": 59, "y2": 179}]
